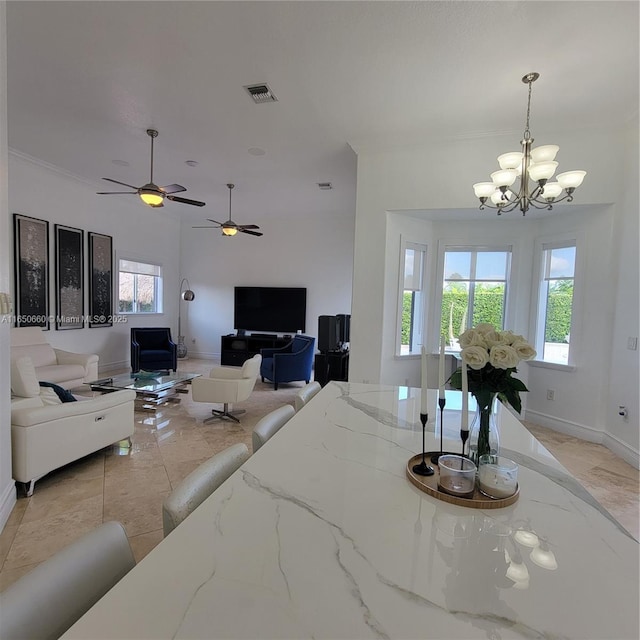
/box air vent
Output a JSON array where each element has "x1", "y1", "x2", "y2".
[
  {"x1": 244, "y1": 84, "x2": 278, "y2": 104},
  {"x1": 318, "y1": 182, "x2": 333, "y2": 190}
]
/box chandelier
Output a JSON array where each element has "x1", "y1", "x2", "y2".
[{"x1": 473, "y1": 73, "x2": 586, "y2": 216}]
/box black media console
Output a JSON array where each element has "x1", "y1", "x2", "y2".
[{"x1": 220, "y1": 334, "x2": 292, "y2": 366}]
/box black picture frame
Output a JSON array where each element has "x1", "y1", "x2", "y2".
[
  {"x1": 13, "y1": 213, "x2": 50, "y2": 329},
  {"x1": 55, "y1": 224, "x2": 84, "y2": 330},
  {"x1": 88, "y1": 232, "x2": 113, "y2": 328}
]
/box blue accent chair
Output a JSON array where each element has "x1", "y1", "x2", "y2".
[
  {"x1": 260, "y1": 335, "x2": 315, "y2": 390},
  {"x1": 131, "y1": 328, "x2": 177, "y2": 373}
]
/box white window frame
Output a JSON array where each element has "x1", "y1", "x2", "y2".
[
  {"x1": 396, "y1": 238, "x2": 428, "y2": 357},
  {"x1": 118, "y1": 257, "x2": 164, "y2": 315},
  {"x1": 529, "y1": 234, "x2": 582, "y2": 370},
  {"x1": 438, "y1": 244, "x2": 513, "y2": 349}
]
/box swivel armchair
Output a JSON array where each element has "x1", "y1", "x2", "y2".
[
  {"x1": 260, "y1": 335, "x2": 315, "y2": 390},
  {"x1": 191, "y1": 354, "x2": 261, "y2": 423},
  {"x1": 130, "y1": 328, "x2": 177, "y2": 373}
]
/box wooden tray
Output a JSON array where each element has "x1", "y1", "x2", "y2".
[{"x1": 406, "y1": 452, "x2": 519, "y2": 509}]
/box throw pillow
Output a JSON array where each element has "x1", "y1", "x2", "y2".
[
  {"x1": 39, "y1": 381, "x2": 77, "y2": 403},
  {"x1": 39, "y1": 387, "x2": 63, "y2": 405},
  {"x1": 11, "y1": 357, "x2": 40, "y2": 397}
]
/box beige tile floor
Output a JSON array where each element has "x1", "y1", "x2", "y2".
[{"x1": 1, "y1": 362, "x2": 638, "y2": 591}]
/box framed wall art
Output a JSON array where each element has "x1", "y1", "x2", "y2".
[
  {"x1": 88, "y1": 232, "x2": 113, "y2": 328},
  {"x1": 13, "y1": 213, "x2": 50, "y2": 329},
  {"x1": 55, "y1": 224, "x2": 84, "y2": 330}
]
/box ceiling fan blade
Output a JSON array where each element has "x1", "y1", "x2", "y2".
[
  {"x1": 159, "y1": 183, "x2": 187, "y2": 194},
  {"x1": 166, "y1": 195, "x2": 206, "y2": 207},
  {"x1": 240, "y1": 229, "x2": 263, "y2": 237},
  {"x1": 192, "y1": 226, "x2": 217, "y2": 229},
  {"x1": 206, "y1": 219, "x2": 225, "y2": 226},
  {"x1": 238, "y1": 224, "x2": 260, "y2": 230},
  {"x1": 96, "y1": 191, "x2": 137, "y2": 195},
  {"x1": 102, "y1": 177, "x2": 140, "y2": 190}
]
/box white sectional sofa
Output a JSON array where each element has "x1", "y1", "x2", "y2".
[
  {"x1": 10, "y1": 356, "x2": 135, "y2": 495},
  {"x1": 11, "y1": 327, "x2": 98, "y2": 389}
]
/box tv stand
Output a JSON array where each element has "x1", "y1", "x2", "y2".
[{"x1": 221, "y1": 334, "x2": 292, "y2": 366}]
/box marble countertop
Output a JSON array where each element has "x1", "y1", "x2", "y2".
[{"x1": 64, "y1": 382, "x2": 639, "y2": 639}]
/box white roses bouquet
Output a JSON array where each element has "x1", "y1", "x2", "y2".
[{"x1": 450, "y1": 323, "x2": 537, "y2": 414}]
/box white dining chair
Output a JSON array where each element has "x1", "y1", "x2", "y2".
[
  {"x1": 252, "y1": 404, "x2": 296, "y2": 453},
  {"x1": 162, "y1": 443, "x2": 250, "y2": 537},
  {"x1": 0, "y1": 521, "x2": 135, "y2": 640},
  {"x1": 294, "y1": 381, "x2": 322, "y2": 412}
]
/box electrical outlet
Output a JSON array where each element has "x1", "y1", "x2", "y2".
[
  {"x1": 546, "y1": 389, "x2": 555, "y2": 401},
  {"x1": 627, "y1": 337, "x2": 638, "y2": 351}
]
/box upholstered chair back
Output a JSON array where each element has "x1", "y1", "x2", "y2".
[
  {"x1": 252, "y1": 404, "x2": 296, "y2": 453},
  {"x1": 162, "y1": 444, "x2": 250, "y2": 536}
]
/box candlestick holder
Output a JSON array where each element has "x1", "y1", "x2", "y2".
[
  {"x1": 412, "y1": 413, "x2": 434, "y2": 476},
  {"x1": 430, "y1": 396, "x2": 447, "y2": 464},
  {"x1": 460, "y1": 429, "x2": 469, "y2": 459}
]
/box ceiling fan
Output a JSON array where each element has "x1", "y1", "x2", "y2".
[
  {"x1": 97, "y1": 129, "x2": 205, "y2": 208},
  {"x1": 193, "y1": 183, "x2": 263, "y2": 237}
]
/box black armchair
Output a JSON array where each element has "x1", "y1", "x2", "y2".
[{"x1": 131, "y1": 328, "x2": 177, "y2": 373}]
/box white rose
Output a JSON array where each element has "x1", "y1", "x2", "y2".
[
  {"x1": 461, "y1": 345, "x2": 490, "y2": 370},
  {"x1": 512, "y1": 341, "x2": 537, "y2": 361},
  {"x1": 474, "y1": 323, "x2": 496, "y2": 335},
  {"x1": 459, "y1": 329, "x2": 487, "y2": 349},
  {"x1": 489, "y1": 345, "x2": 520, "y2": 369},
  {"x1": 484, "y1": 330, "x2": 510, "y2": 348}
]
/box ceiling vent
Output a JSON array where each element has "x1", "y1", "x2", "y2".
[
  {"x1": 318, "y1": 182, "x2": 333, "y2": 190},
  {"x1": 244, "y1": 84, "x2": 278, "y2": 104}
]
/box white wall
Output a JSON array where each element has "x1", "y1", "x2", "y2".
[
  {"x1": 179, "y1": 212, "x2": 354, "y2": 360},
  {"x1": 0, "y1": 1, "x2": 17, "y2": 529},
  {"x1": 351, "y1": 125, "x2": 638, "y2": 466},
  {"x1": 605, "y1": 119, "x2": 639, "y2": 460},
  {"x1": 8, "y1": 153, "x2": 181, "y2": 372}
]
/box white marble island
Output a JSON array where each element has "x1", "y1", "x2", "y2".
[{"x1": 64, "y1": 382, "x2": 639, "y2": 639}]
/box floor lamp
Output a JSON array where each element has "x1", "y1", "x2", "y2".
[{"x1": 177, "y1": 278, "x2": 195, "y2": 358}]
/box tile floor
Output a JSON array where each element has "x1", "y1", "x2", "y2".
[{"x1": 1, "y1": 362, "x2": 638, "y2": 591}]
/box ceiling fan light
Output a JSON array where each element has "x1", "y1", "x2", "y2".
[
  {"x1": 222, "y1": 226, "x2": 238, "y2": 236},
  {"x1": 557, "y1": 170, "x2": 586, "y2": 189},
  {"x1": 530, "y1": 145, "x2": 559, "y2": 163},
  {"x1": 497, "y1": 152, "x2": 523, "y2": 170},
  {"x1": 491, "y1": 169, "x2": 517, "y2": 188},
  {"x1": 473, "y1": 182, "x2": 497, "y2": 198},
  {"x1": 528, "y1": 161, "x2": 558, "y2": 182},
  {"x1": 140, "y1": 190, "x2": 164, "y2": 206}
]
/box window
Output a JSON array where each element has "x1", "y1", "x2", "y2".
[
  {"x1": 441, "y1": 248, "x2": 511, "y2": 350},
  {"x1": 398, "y1": 241, "x2": 427, "y2": 355},
  {"x1": 535, "y1": 242, "x2": 576, "y2": 365},
  {"x1": 118, "y1": 259, "x2": 163, "y2": 314}
]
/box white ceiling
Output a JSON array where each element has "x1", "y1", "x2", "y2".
[{"x1": 6, "y1": 1, "x2": 639, "y2": 224}]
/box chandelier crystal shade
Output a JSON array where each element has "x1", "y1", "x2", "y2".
[{"x1": 473, "y1": 73, "x2": 586, "y2": 216}]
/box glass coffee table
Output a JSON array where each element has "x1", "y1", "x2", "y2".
[{"x1": 87, "y1": 371, "x2": 201, "y2": 412}]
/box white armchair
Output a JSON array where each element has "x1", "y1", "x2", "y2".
[
  {"x1": 191, "y1": 354, "x2": 261, "y2": 423},
  {"x1": 11, "y1": 327, "x2": 98, "y2": 389}
]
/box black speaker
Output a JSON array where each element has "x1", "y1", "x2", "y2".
[
  {"x1": 336, "y1": 314, "x2": 350, "y2": 343},
  {"x1": 318, "y1": 315, "x2": 339, "y2": 352}
]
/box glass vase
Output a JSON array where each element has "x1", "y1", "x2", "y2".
[{"x1": 469, "y1": 392, "x2": 500, "y2": 464}]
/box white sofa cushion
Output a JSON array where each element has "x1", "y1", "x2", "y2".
[
  {"x1": 37, "y1": 364, "x2": 87, "y2": 385},
  {"x1": 11, "y1": 357, "x2": 41, "y2": 398}
]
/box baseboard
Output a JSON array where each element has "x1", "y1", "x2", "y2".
[
  {"x1": 0, "y1": 479, "x2": 17, "y2": 532},
  {"x1": 523, "y1": 409, "x2": 604, "y2": 443},
  {"x1": 524, "y1": 409, "x2": 639, "y2": 469},
  {"x1": 99, "y1": 360, "x2": 130, "y2": 375},
  {"x1": 186, "y1": 350, "x2": 218, "y2": 361},
  {"x1": 602, "y1": 432, "x2": 640, "y2": 470}
]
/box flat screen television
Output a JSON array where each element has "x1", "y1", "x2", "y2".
[{"x1": 234, "y1": 287, "x2": 307, "y2": 333}]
